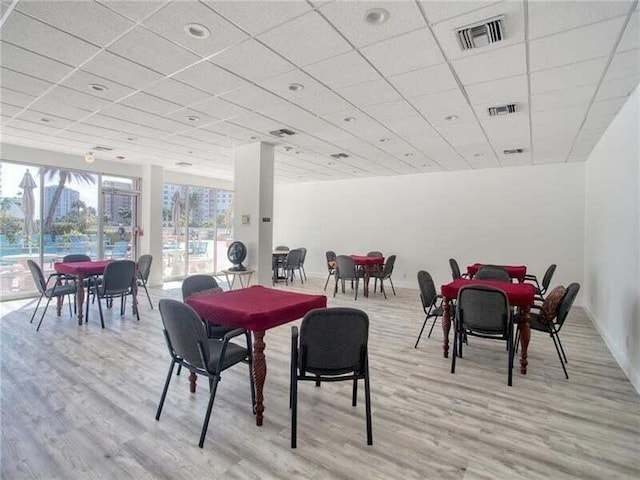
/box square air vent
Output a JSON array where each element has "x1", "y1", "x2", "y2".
[
  {"x1": 503, "y1": 148, "x2": 524, "y2": 155},
  {"x1": 330, "y1": 153, "x2": 349, "y2": 159},
  {"x1": 456, "y1": 15, "x2": 505, "y2": 51},
  {"x1": 488, "y1": 104, "x2": 517, "y2": 116},
  {"x1": 269, "y1": 128, "x2": 296, "y2": 138}
]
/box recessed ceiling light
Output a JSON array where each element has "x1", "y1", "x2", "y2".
[
  {"x1": 288, "y1": 83, "x2": 304, "y2": 92},
  {"x1": 185, "y1": 23, "x2": 210, "y2": 39},
  {"x1": 404, "y1": 153, "x2": 413, "y2": 157},
  {"x1": 295, "y1": 150, "x2": 302, "y2": 155},
  {"x1": 175, "y1": 161, "x2": 193, "y2": 167},
  {"x1": 364, "y1": 8, "x2": 390, "y2": 25},
  {"x1": 126, "y1": 137, "x2": 136, "y2": 141},
  {"x1": 89, "y1": 84, "x2": 108, "y2": 92},
  {"x1": 444, "y1": 115, "x2": 459, "y2": 121},
  {"x1": 473, "y1": 152, "x2": 484, "y2": 157},
  {"x1": 188, "y1": 150, "x2": 194, "y2": 154},
  {"x1": 284, "y1": 146, "x2": 293, "y2": 152},
  {"x1": 344, "y1": 116, "x2": 356, "y2": 122},
  {"x1": 187, "y1": 115, "x2": 199, "y2": 122},
  {"x1": 40, "y1": 118, "x2": 52, "y2": 123},
  {"x1": 327, "y1": 161, "x2": 335, "y2": 166},
  {"x1": 249, "y1": 136, "x2": 258, "y2": 140},
  {"x1": 84, "y1": 152, "x2": 95, "y2": 164},
  {"x1": 379, "y1": 138, "x2": 390, "y2": 143},
  {"x1": 116, "y1": 155, "x2": 125, "y2": 160}
]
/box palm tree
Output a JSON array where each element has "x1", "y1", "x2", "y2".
[{"x1": 44, "y1": 168, "x2": 95, "y2": 230}]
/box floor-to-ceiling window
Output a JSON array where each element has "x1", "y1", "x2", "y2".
[
  {"x1": 162, "y1": 183, "x2": 233, "y2": 280},
  {"x1": 0, "y1": 160, "x2": 139, "y2": 300}
]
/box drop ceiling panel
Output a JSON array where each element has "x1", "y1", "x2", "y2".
[
  {"x1": 190, "y1": 97, "x2": 248, "y2": 120},
  {"x1": 205, "y1": 0, "x2": 313, "y2": 36},
  {"x1": 258, "y1": 69, "x2": 328, "y2": 100},
  {"x1": 531, "y1": 84, "x2": 597, "y2": 112},
  {"x1": 303, "y1": 51, "x2": 381, "y2": 90},
  {"x1": 606, "y1": 49, "x2": 640, "y2": 80},
  {"x1": 257, "y1": 11, "x2": 352, "y2": 67},
  {"x1": 572, "y1": 127, "x2": 607, "y2": 154},
  {"x1": 529, "y1": 57, "x2": 608, "y2": 95},
  {"x1": 0, "y1": 87, "x2": 36, "y2": 108},
  {"x1": 452, "y1": 43, "x2": 527, "y2": 85},
  {"x1": 172, "y1": 61, "x2": 249, "y2": 96},
  {"x1": 0, "y1": 11, "x2": 100, "y2": 66},
  {"x1": 166, "y1": 109, "x2": 222, "y2": 127},
  {"x1": 411, "y1": 89, "x2": 476, "y2": 126},
  {"x1": 16, "y1": 0, "x2": 135, "y2": 47},
  {"x1": 228, "y1": 111, "x2": 284, "y2": 133},
  {"x1": 292, "y1": 92, "x2": 354, "y2": 116},
  {"x1": 529, "y1": 17, "x2": 627, "y2": 72},
  {"x1": 30, "y1": 97, "x2": 94, "y2": 121},
  {"x1": 5, "y1": 118, "x2": 61, "y2": 136},
  {"x1": 618, "y1": 11, "x2": 640, "y2": 52},
  {"x1": 432, "y1": 1, "x2": 525, "y2": 61},
  {"x1": 336, "y1": 79, "x2": 402, "y2": 107},
  {"x1": 143, "y1": 1, "x2": 248, "y2": 57},
  {"x1": 15, "y1": 110, "x2": 76, "y2": 130},
  {"x1": 210, "y1": 40, "x2": 295, "y2": 82},
  {"x1": 319, "y1": 1, "x2": 426, "y2": 49},
  {"x1": 362, "y1": 99, "x2": 416, "y2": 121},
  {"x1": 98, "y1": 0, "x2": 165, "y2": 22},
  {"x1": 120, "y1": 93, "x2": 182, "y2": 116},
  {"x1": 108, "y1": 27, "x2": 200, "y2": 75},
  {"x1": 0, "y1": 41, "x2": 74, "y2": 84},
  {"x1": 528, "y1": 0, "x2": 631, "y2": 40},
  {"x1": 61, "y1": 70, "x2": 136, "y2": 102},
  {"x1": 82, "y1": 52, "x2": 164, "y2": 90},
  {"x1": 42, "y1": 86, "x2": 111, "y2": 112},
  {"x1": 360, "y1": 28, "x2": 444, "y2": 77},
  {"x1": 454, "y1": 143, "x2": 500, "y2": 168},
  {"x1": 381, "y1": 113, "x2": 439, "y2": 138},
  {"x1": 66, "y1": 123, "x2": 122, "y2": 140},
  {"x1": 0, "y1": 103, "x2": 22, "y2": 118},
  {"x1": 419, "y1": 1, "x2": 502, "y2": 25},
  {"x1": 387, "y1": 63, "x2": 458, "y2": 99},
  {"x1": 595, "y1": 75, "x2": 640, "y2": 102},
  {"x1": 465, "y1": 74, "x2": 528, "y2": 105},
  {"x1": 0, "y1": 68, "x2": 53, "y2": 97},
  {"x1": 436, "y1": 122, "x2": 487, "y2": 146},
  {"x1": 143, "y1": 78, "x2": 212, "y2": 106}
]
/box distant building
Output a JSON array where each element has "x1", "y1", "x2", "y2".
[
  {"x1": 162, "y1": 185, "x2": 233, "y2": 227},
  {"x1": 43, "y1": 185, "x2": 79, "y2": 221},
  {"x1": 103, "y1": 181, "x2": 132, "y2": 225}
]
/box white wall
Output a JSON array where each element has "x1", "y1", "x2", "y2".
[
  {"x1": 584, "y1": 86, "x2": 640, "y2": 392},
  {"x1": 274, "y1": 162, "x2": 585, "y2": 293}
]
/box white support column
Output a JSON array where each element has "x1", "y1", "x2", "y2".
[
  {"x1": 233, "y1": 142, "x2": 274, "y2": 285},
  {"x1": 140, "y1": 164, "x2": 164, "y2": 287}
]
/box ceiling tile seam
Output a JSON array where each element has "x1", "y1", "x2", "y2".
[
  {"x1": 306, "y1": 4, "x2": 446, "y2": 173},
  {"x1": 527, "y1": 11, "x2": 633, "y2": 44},
  {"x1": 524, "y1": 0, "x2": 534, "y2": 168},
  {"x1": 0, "y1": 0, "x2": 17, "y2": 28},
  {"x1": 413, "y1": 0, "x2": 490, "y2": 169},
  {"x1": 564, "y1": 1, "x2": 639, "y2": 162},
  {"x1": 95, "y1": 0, "x2": 170, "y2": 24}
]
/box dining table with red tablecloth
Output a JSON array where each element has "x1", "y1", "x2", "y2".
[
  {"x1": 54, "y1": 260, "x2": 113, "y2": 324},
  {"x1": 440, "y1": 278, "x2": 536, "y2": 374},
  {"x1": 466, "y1": 263, "x2": 527, "y2": 282},
  {"x1": 186, "y1": 285, "x2": 327, "y2": 426},
  {"x1": 350, "y1": 255, "x2": 385, "y2": 297}
]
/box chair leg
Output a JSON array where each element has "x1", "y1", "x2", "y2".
[
  {"x1": 132, "y1": 293, "x2": 140, "y2": 321},
  {"x1": 507, "y1": 325, "x2": 514, "y2": 387},
  {"x1": 323, "y1": 273, "x2": 331, "y2": 291},
  {"x1": 380, "y1": 279, "x2": 387, "y2": 299},
  {"x1": 427, "y1": 314, "x2": 440, "y2": 339},
  {"x1": 176, "y1": 365, "x2": 182, "y2": 376},
  {"x1": 333, "y1": 276, "x2": 338, "y2": 297},
  {"x1": 515, "y1": 325, "x2": 520, "y2": 353},
  {"x1": 198, "y1": 375, "x2": 219, "y2": 448},
  {"x1": 451, "y1": 326, "x2": 458, "y2": 373},
  {"x1": 155, "y1": 360, "x2": 175, "y2": 420},
  {"x1": 96, "y1": 293, "x2": 105, "y2": 329},
  {"x1": 291, "y1": 373, "x2": 298, "y2": 448},
  {"x1": 35, "y1": 297, "x2": 52, "y2": 332},
  {"x1": 354, "y1": 278, "x2": 359, "y2": 300},
  {"x1": 143, "y1": 283, "x2": 153, "y2": 309},
  {"x1": 29, "y1": 294, "x2": 44, "y2": 324},
  {"x1": 389, "y1": 278, "x2": 396, "y2": 295},
  {"x1": 414, "y1": 315, "x2": 430, "y2": 348},
  {"x1": 551, "y1": 333, "x2": 569, "y2": 379},
  {"x1": 352, "y1": 377, "x2": 358, "y2": 406},
  {"x1": 67, "y1": 294, "x2": 73, "y2": 317},
  {"x1": 246, "y1": 333, "x2": 256, "y2": 411},
  {"x1": 364, "y1": 364, "x2": 372, "y2": 446},
  {"x1": 554, "y1": 329, "x2": 568, "y2": 364}
]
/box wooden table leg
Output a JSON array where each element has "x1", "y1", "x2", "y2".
[
  {"x1": 253, "y1": 330, "x2": 266, "y2": 426},
  {"x1": 442, "y1": 298, "x2": 451, "y2": 358},
  {"x1": 519, "y1": 306, "x2": 531, "y2": 374},
  {"x1": 76, "y1": 274, "x2": 85, "y2": 325},
  {"x1": 363, "y1": 266, "x2": 370, "y2": 297},
  {"x1": 56, "y1": 277, "x2": 63, "y2": 316},
  {"x1": 189, "y1": 370, "x2": 197, "y2": 393}
]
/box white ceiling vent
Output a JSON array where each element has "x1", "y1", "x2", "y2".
[
  {"x1": 456, "y1": 15, "x2": 505, "y2": 51},
  {"x1": 269, "y1": 128, "x2": 296, "y2": 138},
  {"x1": 503, "y1": 148, "x2": 523, "y2": 155},
  {"x1": 488, "y1": 103, "x2": 517, "y2": 117}
]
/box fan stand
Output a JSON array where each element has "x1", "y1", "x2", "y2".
[{"x1": 228, "y1": 263, "x2": 246, "y2": 272}]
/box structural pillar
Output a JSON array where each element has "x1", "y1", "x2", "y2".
[
  {"x1": 233, "y1": 142, "x2": 274, "y2": 285},
  {"x1": 140, "y1": 164, "x2": 164, "y2": 287}
]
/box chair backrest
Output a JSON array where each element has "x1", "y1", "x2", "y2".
[
  {"x1": 335, "y1": 255, "x2": 357, "y2": 279},
  {"x1": 417, "y1": 270, "x2": 437, "y2": 310},
  {"x1": 137, "y1": 254, "x2": 153, "y2": 281},
  {"x1": 449, "y1": 258, "x2": 462, "y2": 280},
  {"x1": 556, "y1": 282, "x2": 580, "y2": 329},
  {"x1": 284, "y1": 248, "x2": 303, "y2": 268},
  {"x1": 457, "y1": 285, "x2": 510, "y2": 335},
  {"x1": 26, "y1": 260, "x2": 47, "y2": 295},
  {"x1": 367, "y1": 251, "x2": 383, "y2": 257},
  {"x1": 299, "y1": 307, "x2": 369, "y2": 375},
  {"x1": 102, "y1": 260, "x2": 136, "y2": 295},
  {"x1": 298, "y1": 247, "x2": 307, "y2": 264},
  {"x1": 541, "y1": 264, "x2": 557, "y2": 291},
  {"x1": 275, "y1": 245, "x2": 289, "y2": 251},
  {"x1": 381, "y1": 254, "x2": 396, "y2": 277},
  {"x1": 182, "y1": 274, "x2": 219, "y2": 301},
  {"x1": 158, "y1": 299, "x2": 210, "y2": 368},
  {"x1": 475, "y1": 265, "x2": 510, "y2": 282},
  {"x1": 62, "y1": 254, "x2": 91, "y2": 263}
]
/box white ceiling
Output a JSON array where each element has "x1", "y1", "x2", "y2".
[{"x1": 1, "y1": 0, "x2": 638, "y2": 183}]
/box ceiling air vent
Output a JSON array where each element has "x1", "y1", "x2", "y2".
[
  {"x1": 269, "y1": 128, "x2": 296, "y2": 138},
  {"x1": 456, "y1": 15, "x2": 505, "y2": 51},
  {"x1": 93, "y1": 145, "x2": 113, "y2": 151},
  {"x1": 503, "y1": 148, "x2": 524, "y2": 155},
  {"x1": 488, "y1": 103, "x2": 517, "y2": 117},
  {"x1": 330, "y1": 153, "x2": 349, "y2": 159}
]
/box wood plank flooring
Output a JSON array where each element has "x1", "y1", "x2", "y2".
[{"x1": 1, "y1": 277, "x2": 639, "y2": 479}]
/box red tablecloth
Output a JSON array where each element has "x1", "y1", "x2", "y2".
[
  {"x1": 54, "y1": 260, "x2": 112, "y2": 276},
  {"x1": 466, "y1": 263, "x2": 527, "y2": 282},
  {"x1": 185, "y1": 285, "x2": 327, "y2": 331},
  {"x1": 441, "y1": 278, "x2": 535, "y2": 307},
  {"x1": 350, "y1": 255, "x2": 384, "y2": 266}
]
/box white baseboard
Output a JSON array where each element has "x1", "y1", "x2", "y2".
[{"x1": 583, "y1": 305, "x2": 640, "y2": 395}]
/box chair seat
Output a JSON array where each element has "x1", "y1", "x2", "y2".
[
  {"x1": 514, "y1": 312, "x2": 552, "y2": 332},
  {"x1": 207, "y1": 339, "x2": 249, "y2": 370},
  {"x1": 45, "y1": 283, "x2": 77, "y2": 297},
  {"x1": 207, "y1": 324, "x2": 239, "y2": 339}
]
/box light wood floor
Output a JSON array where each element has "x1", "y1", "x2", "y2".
[{"x1": 1, "y1": 277, "x2": 639, "y2": 479}]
